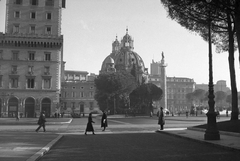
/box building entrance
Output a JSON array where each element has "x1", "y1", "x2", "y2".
[{"x1": 25, "y1": 97, "x2": 35, "y2": 117}]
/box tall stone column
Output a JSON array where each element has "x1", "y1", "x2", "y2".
[{"x1": 160, "y1": 52, "x2": 167, "y2": 109}]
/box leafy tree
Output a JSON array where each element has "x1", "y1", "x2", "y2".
[
  {"x1": 186, "y1": 92, "x2": 194, "y2": 106},
  {"x1": 160, "y1": 0, "x2": 239, "y2": 120},
  {"x1": 193, "y1": 89, "x2": 206, "y2": 105},
  {"x1": 130, "y1": 83, "x2": 163, "y2": 114},
  {"x1": 186, "y1": 89, "x2": 206, "y2": 107},
  {"x1": 94, "y1": 71, "x2": 137, "y2": 112},
  {"x1": 215, "y1": 91, "x2": 227, "y2": 108}
]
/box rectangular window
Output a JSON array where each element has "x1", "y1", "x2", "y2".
[
  {"x1": 11, "y1": 78, "x2": 18, "y2": 88},
  {"x1": 80, "y1": 92, "x2": 84, "y2": 98},
  {"x1": 14, "y1": 11, "x2": 20, "y2": 18},
  {"x1": 27, "y1": 78, "x2": 35, "y2": 88},
  {"x1": 71, "y1": 102, "x2": 75, "y2": 109},
  {"x1": 45, "y1": 0, "x2": 54, "y2": 6},
  {"x1": 30, "y1": 12, "x2": 36, "y2": 19},
  {"x1": 30, "y1": 0, "x2": 38, "y2": 5},
  {"x1": 46, "y1": 13, "x2": 52, "y2": 20},
  {"x1": 64, "y1": 91, "x2": 67, "y2": 98},
  {"x1": 29, "y1": 25, "x2": 36, "y2": 34},
  {"x1": 14, "y1": 0, "x2": 22, "y2": 5},
  {"x1": 44, "y1": 66, "x2": 50, "y2": 75},
  {"x1": 0, "y1": 76, "x2": 2, "y2": 87},
  {"x1": 13, "y1": 25, "x2": 19, "y2": 33},
  {"x1": 0, "y1": 50, "x2": 2, "y2": 59},
  {"x1": 12, "y1": 51, "x2": 19, "y2": 60},
  {"x1": 45, "y1": 52, "x2": 51, "y2": 61},
  {"x1": 28, "y1": 52, "x2": 35, "y2": 60},
  {"x1": 43, "y1": 78, "x2": 51, "y2": 89},
  {"x1": 28, "y1": 66, "x2": 33, "y2": 74},
  {"x1": 89, "y1": 91, "x2": 93, "y2": 98},
  {"x1": 11, "y1": 65, "x2": 18, "y2": 74},
  {"x1": 72, "y1": 92, "x2": 76, "y2": 98},
  {"x1": 63, "y1": 102, "x2": 67, "y2": 110},
  {"x1": 45, "y1": 26, "x2": 51, "y2": 34}
]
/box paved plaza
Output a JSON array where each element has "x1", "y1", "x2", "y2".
[{"x1": 0, "y1": 116, "x2": 239, "y2": 161}]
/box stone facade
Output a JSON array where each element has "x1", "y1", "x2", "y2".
[
  {"x1": 61, "y1": 71, "x2": 99, "y2": 116},
  {"x1": 0, "y1": 0, "x2": 65, "y2": 118}
]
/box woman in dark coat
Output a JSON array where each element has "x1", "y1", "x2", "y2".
[
  {"x1": 158, "y1": 107, "x2": 165, "y2": 130},
  {"x1": 36, "y1": 111, "x2": 46, "y2": 132},
  {"x1": 101, "y1": 111, "x2": 108, "y2": 131},
  {"x1": 85, "y1": 113, "x2": 95, "y2": 135}
]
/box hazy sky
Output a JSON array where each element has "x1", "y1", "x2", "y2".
[{"x1": 0, "y1": 0, "x2": 239, "y2": 90}]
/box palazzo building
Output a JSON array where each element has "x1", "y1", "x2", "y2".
[
  {"x1": 61, "y1": 71, "x2": 99, "y2": 116},
  {"x1": 0, "y1": 0, "x2": 66, "y2": 118}
]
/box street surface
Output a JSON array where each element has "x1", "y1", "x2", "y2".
[
  {"x1": 0, "y1": 115, "x2": 237, "y2": 161},
  {"x1": 37, "y1": 116, "x2": 240, "y2": 161}
]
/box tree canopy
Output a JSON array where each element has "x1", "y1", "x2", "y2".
[
  {"x1": 94, "y1": 71, "x2": 137, "y2": 111},
  {"x1": 160, "y1": 0, "x2": 239, "y2": 120},
  {"x1": 130, "y1": 83, "x2": 163, "y2": 113}
]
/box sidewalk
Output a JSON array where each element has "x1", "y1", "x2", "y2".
[{"x1": 157, "y1": 127, "x2": 240, "y2": 151}]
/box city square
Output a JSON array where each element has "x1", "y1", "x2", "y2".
[{"x1": 0, "y1": 0, "x2": 240, "y2": 160}]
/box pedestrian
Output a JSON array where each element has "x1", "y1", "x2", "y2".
[
  {"x1": 85, "y1": 113, "x2": 95, "y2": 135},
  {"x1": 16, "y1": 112, "x2": 20, "y2": 121},
  {"x1": 158, "y1": 107, "x2": 165, "y2": 130},
  {"x1": 101, "y1": 111, "x2": 108, "y2": 131},
  {"x1": 36, "y1": 111, "x2": 46, "y2": 132},
  {"x1": 226, "y1": 109, "x2": 228, "y2": 117}
]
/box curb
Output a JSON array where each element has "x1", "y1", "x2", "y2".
[{"x1": 26, "y1": 134, "x2": 64, "y2": 161}]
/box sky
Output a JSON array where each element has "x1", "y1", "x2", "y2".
[{"x1": 0, "y1": 0, "x2": 240, "y2": 90}]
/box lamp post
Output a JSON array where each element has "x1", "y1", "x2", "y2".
[{"x1": 204, "y1": 0, "x2": 220, "y2": 140}]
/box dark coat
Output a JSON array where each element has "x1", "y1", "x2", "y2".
[
  {"x1": 86, "y1": 115, "x2": 94, "y2": 132},
  {"x1": 101, "y1": 113, "x2": 108, "y2": 127},
  {"x1": 158, "y1": 110, "x2": 165, "y2": 125},
  {"x1": 37, "y1": 113, "x2": 46, "y2": 125}
]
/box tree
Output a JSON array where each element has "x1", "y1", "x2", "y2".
[
  {"x1": 130, "y1": 83, "x2": 163, "y2": 114},
  {"x1": 94, "y1": 71, "x2": 137, "y2": 112},
  {"x1": 215, "y1": 91, "x2": 227, "y2": 110},
  {"x1": 160, "y1": 0, "x2": 239, "y2": 120},
  {"x1": 193, "y1": 89, "x2": 206, "y2": 106},
  {"x1": 186, "y1": 92, "x2": 194, "y2": 106}
]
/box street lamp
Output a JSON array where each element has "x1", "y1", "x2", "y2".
[{"x1": 204, "y1": 0, "x2": 220, "y2": 140}]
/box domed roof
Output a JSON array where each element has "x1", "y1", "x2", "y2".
[
  {"x1": 114, "y1": 50, "x2": 145, "y2": 73},
  {"x1": 105, "y1": 56, "x2": 114, "y2": 64},
  {"x1": 100, "y1": 56, "x2": 115, "y2": 72}
]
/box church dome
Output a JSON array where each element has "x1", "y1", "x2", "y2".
[
  {"x1": 100, "y1": 56, "x2": 115, "y2": 72},
  {"x1": 100, "y1": 29, "x2": 148, "y2": 84},
  {"x1": 114, "y1": 50, "x2": 145, "y2": 73}
]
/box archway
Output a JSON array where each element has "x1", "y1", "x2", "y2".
[
  {"x1": 25, "y1": 97, "x2": 35, "y2": 118},
  {"x1": 8, "y1": 97, "x2": 18, "y2": 118},
  {"x1": 41, "y1": 98, "x2": 51, "y2": 117}
]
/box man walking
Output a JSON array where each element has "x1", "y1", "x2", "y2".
[{"x1": 36, "y1": 111, "x2": 46, "y2": 132}]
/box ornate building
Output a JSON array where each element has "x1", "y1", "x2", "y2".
[
  {"x1": 100, "y1": 29, "x2": 148, "y2": 85},
  {"x1": 0, "y1": 0, "x2": 66, "y2": 118}
]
